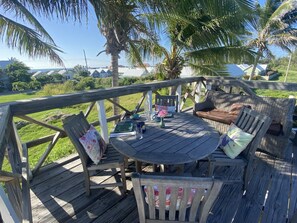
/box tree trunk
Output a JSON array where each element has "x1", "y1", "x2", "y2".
[
  {"x1": 249, "y1": 49, "x2": 262, "y2": 80},
  {"x1": 111, "y1": 53, "x2": 119, "y2": 116}
]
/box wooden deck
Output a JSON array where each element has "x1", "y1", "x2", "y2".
[{"x1": 30, "y1": 141, "x2": 297, "y2": 223}]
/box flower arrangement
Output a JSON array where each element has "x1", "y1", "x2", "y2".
[
  {"x1": 157, "y1": 109, "x2": 168, "y2": 128},
  {"x1": 157, "y1": 109, "x2": 168, "y2": 118}
]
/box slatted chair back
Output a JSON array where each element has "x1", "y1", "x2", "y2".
[
  {"x1": 155, "y1": 95, "x2": 178, "y2": 112},
  {"x1": 234, "y1": 107, "x2": 272, "y2": 160},
  {"x1": 132, "y1": 173, "x2": 223, "y2": 223},
  {"x1": 62, "y1": 112, "x2": 92, "y2": 171}
]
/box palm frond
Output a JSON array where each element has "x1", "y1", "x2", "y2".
[
  {"x1": 19, "y1": 0, "x2": 89, "y2": 22},
  {"x1": 188, "y1": 62, "x2": 229, "y2": 76},
  {"x1": 2, "y1": 0, "x2": 55, "y2": 43},
  {"x1": 0, "y1": 15, "x2": 64, "y2": 66},
  {"x1": 186, "y1": 46, "x2": 255, "y2": 65}
]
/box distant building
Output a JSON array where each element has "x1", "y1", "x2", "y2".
[
  {"x1": 225, "y1": 64, "x2": 246, "y2": 77},
  {"x1": 180, "y1": 66, "x2": 197, "y2": 78},
  {"x1": 89, "y1": 69, "x2": 101, "y2": 78},
  {"x1": 58, "y1": 69, "x2": 74, "y2": 80},
  {"x1": 32, "y1": 71, "x2": 45, "y2": 78},
  {"x1": 180, "y1": 64, "x2": 268, "y2": 78},
  {"x1": 119, "y1": 67, "x2": 155, "y2": 77},
  {"x1": 88, "y1": 68, "x2": 112, "y2": 78},
  {"x1": 243, "y1": 64, "x2": 268, "y2": 76}
]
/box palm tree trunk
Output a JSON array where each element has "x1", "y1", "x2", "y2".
[
  {"x1": 111, "y1": 53, "x2": 119, "y2": 115},
  {"x1": 249, "y1": 50, "x2": 262, "y2": 80}
]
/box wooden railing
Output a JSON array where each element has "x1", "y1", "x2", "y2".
[{"x1": 0, "y1": 76, "x2": 297, "y2": 222}]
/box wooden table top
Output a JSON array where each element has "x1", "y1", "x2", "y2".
[{"x1": 110, "y1": 112, "x2": 220, "y2": 165}]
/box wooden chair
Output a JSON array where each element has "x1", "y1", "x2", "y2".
[
  {"x1": 206, "y1": 107, "x2": 272, "y2": 190},
  {"x1": 62, "y1": 112, "x2": 126, "y2": 196},
  {"x1": 132, "y1": 173, "x2": 223, "y2": 223},
  {"x1": 155, "y1": 94, "x2": 178, "y2": 112}
]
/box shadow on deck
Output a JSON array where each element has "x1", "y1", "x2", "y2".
[{"x1": 30, "y1": 142, "x2": 297, "y2": 223}]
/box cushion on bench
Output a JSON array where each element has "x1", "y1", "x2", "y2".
[
  {"x1": 195, "y1": 109, "x2": 238, "y2": 125},
  {"x1": 195, "y1": 110, "x2": 283, "y2": 136}
]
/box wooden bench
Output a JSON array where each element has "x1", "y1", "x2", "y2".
[{"x1": 194, "y1": 90, "x2": 296, "y2": 159}]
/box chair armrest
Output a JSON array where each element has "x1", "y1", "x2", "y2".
[
  {"x1": 282, "y1": 117, "x2": 294, "y2": 137},
  {"x1": 194, "y1": 99, "x2": 215, "y2": 111}
]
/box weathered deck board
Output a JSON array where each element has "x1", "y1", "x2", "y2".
[
  {"x1": 289, "y1": 143, "x2": 297, "y2": 221},
  {"x1": 30, "y1": 144, "x2": 297, "y2": 223},
  {"x1": 261, "y1": 152, "x2": 292, "y2": 222}
]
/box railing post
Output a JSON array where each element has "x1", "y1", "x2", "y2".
[
  {"x1": 146, "y1": 90, "x2": 153, "y2": 120},
  {"x1": 195, "y1": 82, "x2": 202, "y2": 103},
  {"x1": 96, "y1": 100, "x2": 109, "y2": 143},
  {"x1": 0, "y1": 185, "x2": 20, "y2": 223},
  {"x1": 21, "y1": 144, "x2": 32, "y2": 223},
  {"x1": 176, "y1": 85, "x2": 182, "y2": 112}
]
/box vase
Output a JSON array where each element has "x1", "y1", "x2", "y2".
[{"x1": 160, "y1": 117, "x2": 165, "y2": 128}]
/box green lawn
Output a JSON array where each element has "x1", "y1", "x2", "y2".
[
  {"x1": 255, "y1": 70, "x2": 297, "y2": 98},
  {"x1": 0, "y1": 92, "x2": 143, "y2": 172}
]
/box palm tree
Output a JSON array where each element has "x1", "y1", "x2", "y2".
[
  {"x1": 248, "y1": 0, "x2": 297, "y2": 80},
  {"x1": 145, "y1": 0, "x2": 256, "y2": 78},
  {"x1": 0, "y1": 0, "x2": 66, "y2": 65},
  {"x1": 88, "y1": 0, "x2": 156, "y2": 114}
]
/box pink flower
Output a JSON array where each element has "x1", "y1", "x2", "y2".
[{"x1": 158, "y1": 109, "x2": 168, "y2": 118}]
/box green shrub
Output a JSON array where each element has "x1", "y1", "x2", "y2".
[
  {"x1": 29, "y1": 80, "x2": 42, "y2": 90},
  {"x1": 12, "y1": 82, "x2": 30, "y2": 91},
  {"x1": 40, "y1": 83, "x2": 70, "y2": 96},
  {"x1": 75, "y1": 77, "x2": 95, "y2": 90}
]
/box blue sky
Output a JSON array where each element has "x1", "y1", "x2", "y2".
[{"x1": 0, "y1": 0, "x2": 287, "y2": 69}]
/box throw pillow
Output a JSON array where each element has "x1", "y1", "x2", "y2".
[
  {"x1": 219, "y1": 123, "x2": 254, "y2": 159},
  {"x1": 79, "y1": 125, "x2": 107, "y2": 165},
  {"x1": 155, "y1": 104, "x2": 176, "y2": 113}
]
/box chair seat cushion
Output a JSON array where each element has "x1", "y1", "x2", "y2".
[
  {"x1": 219, "y1": 124, "x2": 254, "y2": 159},
  {"x1": 144, "y1": 186, "x2": 196, "y2": 210},
  {"x1": 79, "y1": 125, "x2": 107, "y2": 165}
]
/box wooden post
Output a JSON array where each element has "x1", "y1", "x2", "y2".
[
  {"x1": 195, "y1": 82, "x2": 202, "y2": 103},
  {"x1": 97, "y1": 100, "x2": 109, "y2": 143},
  {"x1": 0, "y1": 185, "x2": 20, "y2": 223},
  {"x1": 146, "y1": 91, "x2": 153, "y2": 120},
  {"x1": 176, "y1": 85, "x2": 182, "y2": 112},
  {"x1": 21, "y1": 144, "x2": 32, "y2": 223}
]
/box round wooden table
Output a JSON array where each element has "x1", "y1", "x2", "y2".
[{"x1": 110, "y1": 112, "x2": 220, "y2": 167}]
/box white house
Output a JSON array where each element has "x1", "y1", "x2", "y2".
[
  {"x1": 225, "y1": 64, "x2": 246, "y2": 77},
  {"x1": 119, "y1": 67, "x2": 155, "y2": 78},
  {"x1": 243, "y1": 64, "x2": 268, "y2": 76},
  {"x1": 58, "y1": 69, "x2": 74, "y2": 80},
  {"x1": 180, "y1": 66, "x2": 197, "y2": 78},
  {"x1": 32, "y1": 71, "x2": 45, "y2": 78}
]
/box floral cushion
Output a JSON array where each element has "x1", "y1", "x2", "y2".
[
  {"x1": 144, "y1": 186, "x2": 196, "y2": 210},
  {"x1": 219, "y1": 123, "x2": 254, "y2": 159},
  {"x1": 79, "y1": 125, "x2": 107, "y2": 165}
]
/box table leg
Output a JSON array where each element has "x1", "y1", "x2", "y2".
[{"x1": 135, "y1": 161, "x2": 142, "y2": 173}]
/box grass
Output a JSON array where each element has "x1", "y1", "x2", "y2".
[
  {"x1": 0, "y1": 92, "x2": 143, "y2": 172},
  {"x1": 254, "y1": 70, "x2": 297, "y2": 98}
]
